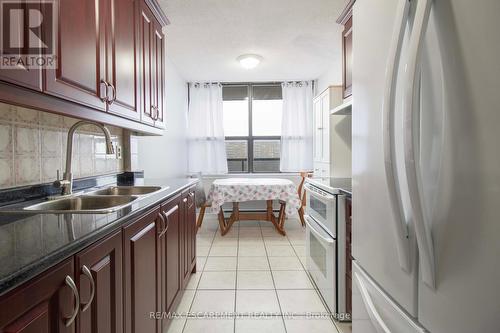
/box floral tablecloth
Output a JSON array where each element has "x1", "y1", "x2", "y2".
[{"x1": 207, "y1": 178, "x2": 301, "y2": 216}]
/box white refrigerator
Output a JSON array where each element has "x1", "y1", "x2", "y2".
[{"x1": 352, "y1": 0, "x2": 500, "y2": 332}]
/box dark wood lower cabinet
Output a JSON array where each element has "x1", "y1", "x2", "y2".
[
  {"x1": 182, "y1": 190, "x2": 197, "y2": 287},
  {"x1": 0, "y1": 186, "x2": 198, "y2": 333},
  {"x1": 0, "y1": 259, "x2": 76, "y2": 333},
  {"x1": 157, "y1": 195, "x2": 181, "y2": 332},
  {"x1": 75, "y1": 231, "x2": 123, "y2": 333},
  {"x1": 123, "y1": 207, "x2": 161, "y2": 333}
]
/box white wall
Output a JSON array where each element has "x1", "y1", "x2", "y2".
[
  {"x1": 316, "y1": 61, "x2": 343, "y2": 95},
  {"x1": 136, "y1": 58, "x2": 188, "y2": 178}
]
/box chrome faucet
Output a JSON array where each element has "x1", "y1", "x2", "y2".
[{"x1": 54, "y1": 121, "x2": 115, "y2": 196}]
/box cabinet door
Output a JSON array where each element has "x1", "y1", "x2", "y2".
[
  {"x1": 188, "y1": 192, "x2": 197, "y2": 272},
  {"x1": 0, "y1": 259, "x2": 76, "y2": 333},
  {"x1": 151, "y1": 20, "x2": 165, "y2": 128},
  {"x1": 75, "y1": 231, "x2": 123, "y2": 333},
  {"x1": 123, "y1": 208, "x2": 160, "y2": 333},
  {"x1": 321, "y1": 93, "x2": 330, "y2": 162},
  {"x1": 44, "y1": 0, "x2": 107, "y2": 110},
  {"x1": 0, "y1": 1, "x2": 42, "y2": 91},
  {"x1": 138, "y1": 2, "x2": 155, "y2": 126},
  {"x1": 106, "y1": 0, "x2": 140, "y2": 120},
  {"x1": 160, "y1": 197, "x2": 181, "y2": 314},
  {"x1": 343, "y1": 16, "x2": 353, "y2": 98},
  {"x1": 313, "y1": 98, "x2": 323, "y2": 162}
]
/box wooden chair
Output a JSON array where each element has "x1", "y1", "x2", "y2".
[{"x1": 297, "y1": 171, "x2": 313, "y2": 226}]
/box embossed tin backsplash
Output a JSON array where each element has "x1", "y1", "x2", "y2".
[{"x1": 0, "y1": 103, "x2": 124, "y2": 189}]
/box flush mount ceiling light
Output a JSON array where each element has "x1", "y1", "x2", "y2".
[{"x1": 237, "y1": 54, "x2": 263, "y2": 69}]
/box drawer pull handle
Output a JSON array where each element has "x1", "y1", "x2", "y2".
[
  {"x1": 158, "y1": 212, "x2": 169, "y2": 238},
  {"x1": 81, "y1": 265, "x2": 95, "y2": 313},
  {"x1": 64, "y1": 275, "x2": 80, "y2": 327}
]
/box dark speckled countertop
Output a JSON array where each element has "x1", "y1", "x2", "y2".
[{"x1": 0, "y1": 177, "x2": 198, "y2": 296}]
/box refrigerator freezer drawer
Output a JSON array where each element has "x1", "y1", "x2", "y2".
[{"x1": 353, "y1": 262, "x2": 426, "y2": 333}]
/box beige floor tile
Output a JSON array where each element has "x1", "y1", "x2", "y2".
[
  {"x1": 237, "y1": 271, "x2": 274, "y2": 290},
  {"x1": 183, "y1": 318, "x2": 234, "y2": 333},
  {"x1": 198, "y1": 271, "x2": 236, "y2": 290},
  {"x1": 238, "y1": 239, "x2": 264, "y2": 247},
  {"x1": 235, "y1": 290, "x2": 280, "y2": 314},
  {"x1": 237, "y1": 256, "x2": 270, "y2": 271},
  {"x1": 263, "y1": 236, "x2": 290, "y2": 245},
  {"x1": 185, "y1": 272, "x2": 202, "y2": 290},
  {"x1": 292, "y1": 245, "x2": 306, "y2": 257},
  {"x1": 173, "y1": 290, "x2": 196, "y2": 314},
  {"x1": 284, "y1": 317, "x2": 338, "y2": 333},
  {"x1": 204, "y1": 257, "x2": 238, "y2": 271},
  {"x1": 272, "y1": 270, "x2": 313, "y2": 289},
  {"x1": 197, "y1": 256, "x2": 207, "y2": 271},
  {"x1": 277, "y1": 290, "x2": 327, "y2": 315},
  {"x1": 268, "y1": 256, "x2": 303, "y2": 271},
  {"x1": 209, "y1": 246, "x2": 238, "y2": 257},
  {"x1": 190, "y1": 290, "x2": 236, "y2": 313},
  {"x1": 197, "y1": 246, "x2": 211, "y2": 257},
  {"x1": 265, "y1": 245, "x2": 296, "y2": 257},
  {"x1": 212, "y1": 238, "x2": 239, "y2": 247},
  {"x1": 238, "y1": 245, "x2": 266, "y2": 257},
  {"x1": 164, "y1": 318, "x2": 186, "y2": 333},
  {"x1": 235, "y1": 318, "x2": 285, "y2": 333},
  {"x1": 238, "y1": 234, "x2": 263, "y2": 241}
]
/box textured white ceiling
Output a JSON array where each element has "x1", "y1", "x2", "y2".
[{"x1": 159, "y1": 0, "x2": 347, "y2": 82}]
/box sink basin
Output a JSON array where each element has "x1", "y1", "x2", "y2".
[
  {"x1": 87, "y1": 186, "x2": 163, "y2": 196},
  {"x1": 23, "y1": 195, "x2": 138, "y2": 214}
]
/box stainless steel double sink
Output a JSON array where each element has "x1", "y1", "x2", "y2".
[{"x1": 20, "y1": 186, "x2": 163, "y2": 214}]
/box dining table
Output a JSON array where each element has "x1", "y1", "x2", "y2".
[{"x1": 207, "y1": 178, "x2": 301, "y2": 236}]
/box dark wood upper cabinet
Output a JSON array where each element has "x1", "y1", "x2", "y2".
[
  {"x1": 106, "y1": 0, "x2": 140, "y2": 121},
  {"x1": 138, "y1": 1, "x2": 165, "y2": 127},
  {"x1": 0, "y1": 1, "x2": 43, "y2": 91},
  {"x1": 138, "y1": 2, "x2": 155, "y2": 126},
  {"x1": 74, "y1": 231, "x2": 123, "y2": 333},
  {"x1": 0, "y1": 259, "x2": 76, "y2": 333},
  {"x1": 44, "y1": 0, "x2": 107, "y2": 111},
  {"x1": 337, "y1": 0, "x2": 355, "y2": 99},
  {"x1": 0, "y1": 0, "x2": 168, "y2": 134},
  {"x1": 152, "y1": 20, "x2": 165, "y2": 128},
  {"x1": 123, "y1": 208, "x2": 160, "y2": 333}
]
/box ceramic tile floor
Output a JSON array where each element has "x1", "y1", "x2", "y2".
[{"x1": 165, "y1": 215, "x2": 352, "y2": 333}]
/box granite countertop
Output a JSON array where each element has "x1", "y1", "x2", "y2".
[{"x1": 0, "y1": 177, "x2": 198, "y2": 296}]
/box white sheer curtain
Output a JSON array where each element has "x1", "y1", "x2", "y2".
[
  {"x1": 187, "y1": 83, "x2": 228, "y2": 174},
  {"x1": 280, "y1": 81, "x2": 314, "y2": 172}
]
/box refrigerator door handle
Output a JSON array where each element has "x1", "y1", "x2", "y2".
[
  {"x1": 354, "y1": 271, "x2": 391, "y2": 333},
  {"x1": 382, "y1": 0, "x2": 411, "y2": 273},
  {"x1": 403, "y1": 0, "x2": 435, "y2": 289}
]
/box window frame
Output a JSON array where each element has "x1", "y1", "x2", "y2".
[{"x1": 223, "y1": 82, "x2": 282, "y2": 173}]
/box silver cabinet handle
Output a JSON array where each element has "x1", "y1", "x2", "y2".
[
  {"x1": 64, "y1": 275, "x2": 80, "y2": 327},
  {"x1": 151, "y1": 105, "x2": 158, "y2": 120},
  {"x1": 107, "y1": 83, "x2": 117, "y2": 105},
  {"x1": 100, "y1": 79, "x2": 109, "y2": 102},
  {"x1": 158, "y1": 211, "x2": 167, "y2": 238},
  {"x1": 80, "y1": 265, "x2": 95, "y2": 313}
]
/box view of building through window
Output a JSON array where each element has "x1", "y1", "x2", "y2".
[{"x1": 222, "y1": 84, "x2": 282, "y2": 173}]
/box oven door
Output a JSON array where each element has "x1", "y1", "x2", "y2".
[
  {"x1": 305, "y1": 215, "x2": 336, "y2": 314},
  {"x1": 304, "y1": 183, "x2": 336, "y2": 236}
]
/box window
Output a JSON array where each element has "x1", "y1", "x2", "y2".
[{"x1": 223, "y1": 83, "x2": 283, "y2": 173}]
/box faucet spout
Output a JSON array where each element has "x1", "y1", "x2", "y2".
[{"x1": 57, "y1": 120, "x2": 115, "y2": 195}]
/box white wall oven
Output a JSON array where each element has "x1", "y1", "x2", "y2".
[{"x1": 304, "y1": 178, "x2": 348, "y2": 321}]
